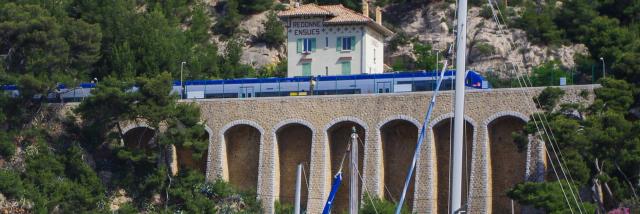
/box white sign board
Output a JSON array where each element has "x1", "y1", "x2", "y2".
[
  {"x1": 559, "y1": 77, "x2": 567, "y2": 86},
  {"x1": 394, "y1": 84, "x2": 412, "y2": 92},
  {"x1": 187, "y1": 91, "x2": 205, "y2": 99}
]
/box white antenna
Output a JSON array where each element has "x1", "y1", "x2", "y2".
[{"x1": 451, "y1": 0, "x2": 469, "y2": 212}]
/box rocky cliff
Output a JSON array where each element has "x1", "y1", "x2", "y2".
[{"x1": 206, "y1": 1, "x2": 588, "y2": 74}]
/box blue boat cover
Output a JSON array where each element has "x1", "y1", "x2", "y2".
[{"x1": 322, "y1": 172, "x2": 343, "y2": 214}]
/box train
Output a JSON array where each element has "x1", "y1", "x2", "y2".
[{"x1": 1, "y1": 70, "x2": 488, "y2": 102}]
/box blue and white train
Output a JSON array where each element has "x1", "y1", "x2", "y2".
[
  {"x1": 1, "y1": 70, "x2": 488, "y2": 101},
  {"x1": 179, "y1": 70, "x2": 487, "y2": 99}
]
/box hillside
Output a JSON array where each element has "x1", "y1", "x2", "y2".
[
  {"x1": 207, "y1": 0, "x2": 588, "y2": 76},
  {"x1": 0, "y1": 0, "x2": 639, "y2": 213}
]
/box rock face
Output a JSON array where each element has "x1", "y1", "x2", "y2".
[
  {"x1": 386, "y1": 2, "x2": 588, "y2": 74},
  {"x1": 212, "y1": 10, "x2": 286, "y2": 69},
  {"x1": 109, "y1": 189, "x2": 133, "y2": 211},
  {"x1": 209, "y1": 2, "x2": 587, "y2": 73}
]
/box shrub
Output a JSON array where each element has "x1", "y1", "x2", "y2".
[
  {"x1": 259, "y1": 11, "x2": 286, "y2": 48},
  {"x1": 214, "y1": 0, "x2": 243, "y2": 37},
  {"x1": 475, "y1": 42, "x2": 495, "y2": 56},
  {"x1": 360, "y1": 194, "x2": 409, "y2": 214},
  {"x1": 480, "y1": 5, "x2": 493, "y2": 19},
  {"x1": 536, "y1": 87, "x2": 565, "y2": 112},
  {"x1": 239, "y1": 0, "x2": 274, "y2": 14},
  {"x1": 0, "y1": 134, "x2": 16, "y2": 158}
]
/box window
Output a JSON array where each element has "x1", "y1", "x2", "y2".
[
  {"x1": 336, "y1": 36, "x2": 356, "y2": 51},
  {"x1": 341, "y1": 61, "x2": 351, "y2": 75},
  {"x1": 302, "y1": 62, "x2": 311, "y2": 76},
  {"x1": 325, "y1": 37, "x2": 329, "y2": 48},
  {"x1": 296, "y1": 38, "x2": 316, "y2": 53}
]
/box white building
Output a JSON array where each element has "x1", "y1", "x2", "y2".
[{"x1": 278, "y1": 2, "x2": 393, "y2": 77}]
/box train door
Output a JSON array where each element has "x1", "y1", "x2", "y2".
[
  {"x1": 376, "y1": 81, "x2": 391, "y2": 93},
  {"x1": 239, "y1": 87, "x2": 255, "y2": 98}
]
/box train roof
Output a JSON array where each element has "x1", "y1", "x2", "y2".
[
  {"x1": 184, "y1": 70, "x2": 481, "y2": 85},
  {"x1": 1, "y1": 70, "x2": 484, "y2": 89}
]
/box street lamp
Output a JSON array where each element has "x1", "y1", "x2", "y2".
[
  {"x1": 599, "y1": 57, "x2": 605, "y2": 79},
  {"x1": 433, "y1": 49, "x2": 441, "y2": 71},
  {"x1": 180, "y1": 61, "x2": 186, "y2": 99}
]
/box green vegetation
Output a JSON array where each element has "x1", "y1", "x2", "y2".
[
  {"x1": 515, "y1": 0, "x2": 640, "y2": 83},
  {"x1": 510, "y1": 79, "x2": 640, "y2": 212},
  {"x1": 215, "y1": 0, "x2": 243, "y2": 37},
  {"x1": 260, "y1": 11, "x2": 287, "y2": 48},
  {"x1": 360, "y1": 194, "x2": 409, "y2": 214}
]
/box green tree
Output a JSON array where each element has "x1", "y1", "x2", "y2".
[
  {"x1": 508, "y1": 181, "x2": 596, "y2": 213},
  {"x1": 259, "y1": 11, "x2": 286, "y2": 48},
  {"x1": 215, "y1": 0, "x2": 242, "y2": 37},
  {"x1": 239, "y1": 0, "x2": 274, "y2": 14},
  {"x1": 222, "y1": 39, "x2": 252, "y2": 78},
  {"x1": 413, "y1": 43, "x2": 442, "y2": 71},
  {"x1": 0, "y1": 3, "x2": 70, "y2": 82},
  {"x1": 515, "y1": 1, "x2": 565, "y2": 45},
  {"x1": 188, "y1": 5, "x2": 212, "y2": 45},
  {"x1": 62, "y1": 18, "x2": 103, "y2": 79},
  {"x1": 530, "y1": 61, "x2": 569, "y2": 86},
  {"x1": 75, "y1": 76, "x2": 135, "y2": 149},
  {"x1": 511, "y1": 81, "x2": 640, "y2": 211}
]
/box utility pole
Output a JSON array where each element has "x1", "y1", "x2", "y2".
[
  {"x1": 350, "y1": 127, "x2": 359, "y2": 214},
  {"x1": 599, "y1": 57, "x2": 605, "y2": 79},
  {"x1": 180, "y1": 61, "x2": 186, "y2": 99},
  {"x1": 452, "y1": 0, "x2": 469, "y2": 211},
  {"x1": 435, "y1": 49, "x2": 440, "y2": 72},
  {"x1": 295, "y1": 164, "x2": 302, "y2": 214}
]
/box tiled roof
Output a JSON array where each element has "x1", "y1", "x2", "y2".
[
  {"x1": 319, "y1": 5, "x2": 370, "y2": 24},
  {"x1": 277, "y1": 3, "x2": 333, "y2": 17},
  {"x1": 277, "y1": 4, "x2": 394, "y2": 36}
]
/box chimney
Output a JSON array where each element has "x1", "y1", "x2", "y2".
[
  {"x1": 362, "y1": 0, "x2": 369, "y2": 18},
  {"x1": 375, "y1": 6, "x2": 382, "y2": 24}
]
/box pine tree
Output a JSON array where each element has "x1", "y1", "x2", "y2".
[
  {"x1": 260, "y1": 11, "x2": 286, "y2": 48},
  {"x1": 214, "y1": 0, "x2": 242, "y2": 37}
]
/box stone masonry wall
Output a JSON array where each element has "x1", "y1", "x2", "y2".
[{"x1": 195, "y1": 85, "x2": 597, "y2": 213}]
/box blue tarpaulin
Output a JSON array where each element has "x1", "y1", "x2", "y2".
[{"x1": 322, "y1": 172, "x2": 343, "y2": 214}]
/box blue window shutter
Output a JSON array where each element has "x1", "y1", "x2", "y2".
[
  {"x1": 297, "y1": 39, "x2": 302, "y2": 53},
  {"x1": 350, "y1": 37, "x2": 356, "y2": 50},
  {"x1": 336, "y1": 37, "x2": 342, "y2": 51},
  {"x1": 310, "y1": 38, "x2": 316, "y2": 52}
]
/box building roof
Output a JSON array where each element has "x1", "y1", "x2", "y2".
[{"x1": 277, "y1": 3, "x2": 394, "y2": 37}]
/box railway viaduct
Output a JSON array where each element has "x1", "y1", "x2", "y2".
[{"x1": 115, "y1": 84, "x2": 597, "y2": 214}]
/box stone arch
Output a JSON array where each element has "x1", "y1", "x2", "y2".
[
  {"x1": 122, "y1": 124, "x2": 155, "y2": 150},
  {"x1": 430, "y1": 113, "x2": 477, "y2": 214},
  {"x1": 378, "y1": 115, "x2": 420, "y2": 210},
  {"x1": 483, "y1": 112, "x2": 528, "y2": 214},
  {"x1": 121, "y1": 123, "x2": 152, "y2": 135},
  {"x1": 175, "y1": 123, "x2": 212, "y2": 174},
  {"x1": 218, "y1": 120, "x2": 265, "y2": 194},
  {"x1": 482, "y1": 111, "x2": 529, "y2": 127},
  {"x1": 272, "y1": 119, "x2": 315, "y2": 210},
  {"x1": 324, "y1": 116, "x2": 368, "y2": 212},
  {"x1": 429, "y1": 112, "x2": 478, "y2": 128}
]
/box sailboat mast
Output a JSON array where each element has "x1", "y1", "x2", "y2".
[{"x1": 451, "y1": 0, "x2": 468, "y2": 212}]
